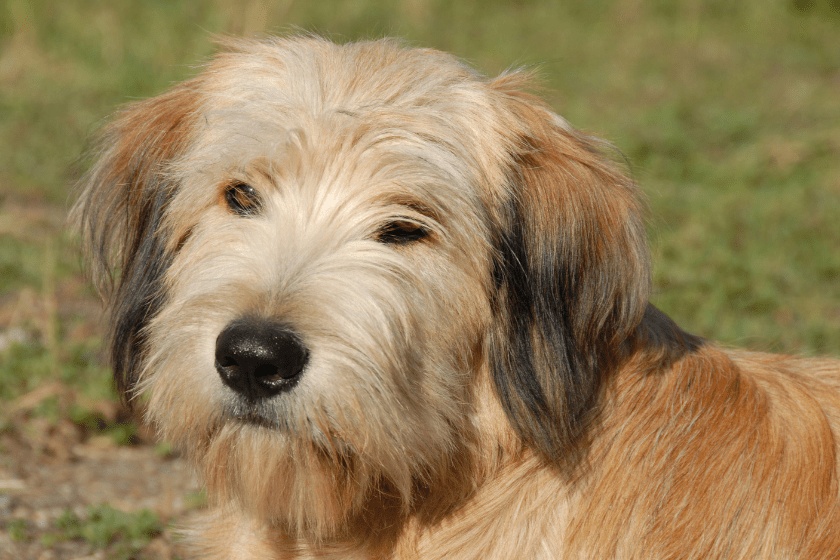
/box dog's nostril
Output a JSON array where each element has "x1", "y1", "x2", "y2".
[
  {"x1": 254, "y1": 364, "x2": 282, "y2": 382},
  {"x1": 215, "y1": 319, "x2": 309, "y2": 399},
  {"x1": 219, "y1": 357, "x2": 239, "y2": 369}
]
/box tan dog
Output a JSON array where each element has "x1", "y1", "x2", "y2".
[{"x1": 73, "y1": 36, "x2": 840, "y2": 559}]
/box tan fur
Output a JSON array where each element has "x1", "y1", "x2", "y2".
[{"x1": 73, "y1": 36, "x2": 840, "y2": 559}]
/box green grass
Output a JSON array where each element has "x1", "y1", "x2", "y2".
[
  {"x1": 7, "y1": 518, "x2": 29, "y2": 542},
  {"x1": 1, "y1": 0, "x2": 838, "y2": 408},
  {"x1": 5, "y1": 505, "x2": 162, "y2": 559},
  {"x1": 39, "y1": 504, "x2": 162, "y2": 559}
]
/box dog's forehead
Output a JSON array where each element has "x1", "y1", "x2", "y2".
[
  {"x1": 204, "y1": 37, "x2": 485, "y2": 116},
  {"x1": 172, "y1": 38, "x2": 516, "y2": 209}
]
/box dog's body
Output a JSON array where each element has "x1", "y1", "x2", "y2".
[{"x1": 74, "y1": 37, "x2": 840, "y2": 559}]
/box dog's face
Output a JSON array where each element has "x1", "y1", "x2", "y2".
[{"x1": 74, "y1": 37, "x2": 650, "y2": 538}]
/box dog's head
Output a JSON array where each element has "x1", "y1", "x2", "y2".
[{"x1": 74, "y1": 36, "x2": 649, "y2": 538}]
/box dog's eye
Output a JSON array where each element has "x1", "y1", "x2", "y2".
[
  {"x1": 224, "y1": 183, "x2": 260, "y2": 216},
  {"x1": 377, "y1": 219, "x2": 428, "y2": 244}
]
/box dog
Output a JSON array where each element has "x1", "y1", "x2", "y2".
[{"x1": 73, "y1": 36, "x2": 840, "y2": 559}]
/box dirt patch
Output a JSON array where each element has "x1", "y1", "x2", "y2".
[{"x1": 0, "y1": 405, "x2": 201, "y2": 559}]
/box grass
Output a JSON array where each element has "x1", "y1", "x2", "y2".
[
  {"x1": 6, "y1": 504, "x2": 163, "y2": 559},
  {"x1": 0, "y1": 0, "x2": 838, "y2": 553},
  {"x1": 1, "y1": 0, "x2": 837, "y2": 354},
  {"x1": 46, "y1": 505, "x2": 162, "y2": 555},
  {"x1": 3, "y1": 496, "x2": 172, "y2": 559},
  {"x1": 0, "y1": 0, "x2": 837, "y2": 401},
  {"x1": 0, "y1": 1, "x2": 837, "y2": 399}
]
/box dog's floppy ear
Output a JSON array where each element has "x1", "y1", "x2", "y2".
[
  {"x1": 72, "y1": 80, "x2": 201, "y2": 402},
  {"x1": 488, "y1": 74, "x2": 650, "y2": 463}
]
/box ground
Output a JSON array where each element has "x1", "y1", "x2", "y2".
[{"x1": 0, "y1": 397, "x2": 201, "y2": 560}]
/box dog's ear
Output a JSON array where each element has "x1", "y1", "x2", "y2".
[
  {"x1": 487, "y1": 74, "x2": 650, "y2": 463},
  {"x1": 72, "y1": 81, "x2": 201, "y2": 402}
]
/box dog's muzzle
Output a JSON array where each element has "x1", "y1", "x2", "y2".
[{"x1": 215, "y1": 318, "x2": 309, "y2": 400}]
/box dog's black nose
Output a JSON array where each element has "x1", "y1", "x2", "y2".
[{"x1": 215, "y1": 319, "x2": 308, "y2": 399}]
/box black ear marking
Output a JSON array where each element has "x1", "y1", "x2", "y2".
[
  {"x1": 487, "y1": 85, "x2": 651, "y2": 465},
  {"x1": 108, "y1": 184, "x2": 175, "y2": 400},
  {"x1": 72, "y1": 81, "x2": 201, "y2": 404},
  {"x1": 490, "y1": 196, "x2": 596, "y2": 463}
]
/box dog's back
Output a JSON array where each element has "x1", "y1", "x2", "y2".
[{"x1": 563, "y1": 307, "x2": 840, "y2": 559}]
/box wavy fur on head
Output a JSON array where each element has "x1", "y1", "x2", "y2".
[{"x1": 74, "y1": 36, "x2": 840, "y2": 559}]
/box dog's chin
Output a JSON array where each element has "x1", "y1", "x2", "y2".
[{"x1": 197, "y1": 407, "x2": 379, "y2": 540}]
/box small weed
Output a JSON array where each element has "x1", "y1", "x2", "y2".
[
  {"x1": 71, "y1": 407, "x2": 139, "y2": 446},
  {"x1": 39, "y1": 531, "x2": 58, "y2": 548},
  {"x1": 7, "y1": 518, "x2": 29, "y2": 542},
  {"x1": 105, "y1": 421, "x2": 139, "y2": 446},
  {"x1": 46, "y1": 504, "x2": 162, "y2": 559},
  {"x1": 154, "y1": 440, "x2": 175, "y2": 458}
]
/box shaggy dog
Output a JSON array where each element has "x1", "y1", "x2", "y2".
[{"x1": 73, "y1": 36, "x2": 840, "y2": 559}]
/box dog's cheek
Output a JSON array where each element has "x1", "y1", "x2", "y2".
[
  {"x1": 120, "y1": 218, "x2": 228, "y2": 435},
  {"x1": 298, "y1": 244, "x2": 485, "y2": 480}
]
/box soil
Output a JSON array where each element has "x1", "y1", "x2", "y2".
[{"x1": 0, "y1": 402, "x2": 201, "y2": 560}]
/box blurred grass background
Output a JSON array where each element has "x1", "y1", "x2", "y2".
[{"x1": 1, "y1": 0, "x2": 838, "y2": 428}]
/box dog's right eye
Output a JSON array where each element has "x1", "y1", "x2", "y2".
[{"x1": 224, "y1": 183, "x2": 260, "y2": 216}]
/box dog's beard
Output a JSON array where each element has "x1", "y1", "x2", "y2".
[
  {"x1": 157, "y1": 355, "x2": 474, "y2": 542},
  {"x1": 198, "y1": 422, "x2": 376, "y2": 540},
  {"x1": 192, "y1": 407, "x2": 479, "y2": 542}
]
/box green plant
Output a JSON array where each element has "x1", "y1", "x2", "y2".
[
  {"x1": 47, "y1": 504, "x2": 162, "y2": 559},
  {"x1": 7, "y1": 518, "x2": 29, "y2": 542}
]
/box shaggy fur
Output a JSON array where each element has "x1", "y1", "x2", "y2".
[{"x1": 73, "y1": 36, "x2": 840, "y2": 559}]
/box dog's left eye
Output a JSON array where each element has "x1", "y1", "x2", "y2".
[
  {"x1": 224, "y1": 183, "x2": 261, "y2": 216},
  {"x1": 377, "y1": 219, "x2": 429, "y2": 244}
]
